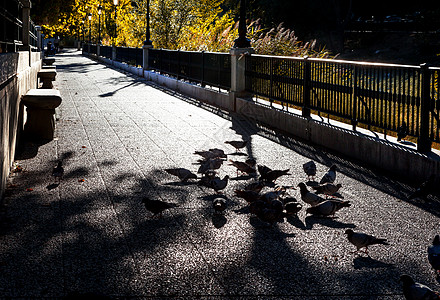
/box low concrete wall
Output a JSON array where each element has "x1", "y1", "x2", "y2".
[
  {"x1": 0, "y1": 50, "x2": 41, "y2": 199},
  {"x1": 236, "y1": 97, "x2": 440, "y2": 181},
  {"x1": 88, "y1": 53, "x2": 440, "y2": 182}
]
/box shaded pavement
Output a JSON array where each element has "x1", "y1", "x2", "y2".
[{"x1": 1, "y1": 49, "x2": 439, "y2": 299}]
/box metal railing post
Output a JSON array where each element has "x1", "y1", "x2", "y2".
[
  {"x1": 302, "y1": 56, "x2": 311, "y2": 118},
  {"x1": 352, "y1": 65, "x2": 358, "y2": 130},
  {"x1": 418, "y1": 63, "x2": 432, "y2": 152}
]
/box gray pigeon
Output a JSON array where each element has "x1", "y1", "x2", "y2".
[
  {"x1": 197, "y1": 158, "x2": 224, "y2": 174},
  {"x1": 303, "y1": 160, "x2": 317, "y2": 181},
  {"x1": 400, "y1": 274, "x2": 440, "y2": 300},
  {"x1": 311, "y1": 183, "x2": 342, "y2": 197},
  {"x1": 306, "y1": 199, "x2": 350, "y2": 217},
  {"x1": 229, "y1": 160, "x2": 256, "y2": 176},
  {"x1": 213, "y1": 198, "x2": 227, "y2": 213},
  {"x1": 245, "y1": 157, "x2": 257, "y2": 168},
  {"x1": 344, "y1": 229, "x2": 389, "y2": 255},
  {"x1": 225, "y1": 140, "x2": 247, "y2": 152},
  {"x1": 428, "y1": 235, "x2": 440, "y2": 275},
  {"x1": 165, "y1": 168, "x2": 197, "y2": 182},
  {"x1": 319, "y1": 164, "x2": 338, "y2": 184},
  {"x1": 298, "y1": 182, "x2": 327, "y2": 206},
  {"x1": 254, "y1": 199, "x2": 285, "y2": 225},
  {"x1": 142, "y1": 197, "x2": 178, "y2": 218},
  {"x1": 194, "y1": 149, "x2": 226, "y2": 160},
  {"x1": 258, "y1": 165, "x2": 290, "y2": 183},
  {"x1": 208, "y1": 175, "x2": 229, "y2": 193}
]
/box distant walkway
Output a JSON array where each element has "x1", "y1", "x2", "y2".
[{"x1": 0, "y1": 49, "x2": 439, "y2": 298}]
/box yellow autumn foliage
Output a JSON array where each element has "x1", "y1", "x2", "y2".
[{"x1": 40, "y1": 0, "x2": 332, "y2": 57}]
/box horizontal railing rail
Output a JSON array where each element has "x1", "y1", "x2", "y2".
[{"x1": 245, "y1": 54, "x2": 440, "y2": 148}]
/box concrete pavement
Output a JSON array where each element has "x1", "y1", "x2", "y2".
[{"x1": 0, "y1": 49, "x2": 439, "y2": 299}]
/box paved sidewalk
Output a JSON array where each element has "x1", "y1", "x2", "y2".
[{"x1": 1, "y1": 49, "x2": 439, "y2": 299}]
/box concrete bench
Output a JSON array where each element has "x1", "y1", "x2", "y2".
[
  {"x1": 38, "y1": 69, "x2": 57, "y2": 88},
  {"x1": 43, "y1": 57, "x2": 55, "y2": 66},
  {"x1": 22, "y1": 89, "x2": 62, "y2": 140}
]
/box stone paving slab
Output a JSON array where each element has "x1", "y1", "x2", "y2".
[{"x1": 0, "y1": 49, "x2": 439, "y2": 298}]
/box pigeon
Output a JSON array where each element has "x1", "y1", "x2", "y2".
[
  {"x1": 244, "y1": 181, "x2": 265, "y2": 193},
  {"x1": 225, "y1": 140, "x2": 248, "y2": 152},
  {"x1": 194, "y1": 149, "x2": 226, "y2": 160},
  {"x1": 306, "y1": 199, "x2": 350, "y2": 217},
  {"x1": 400, "y1": 274, "x2": 440, "y2": 300},
  {"x1": 213, "y1": 198, "x2": 227, "y2": 213},
  {"x1": 234, "y1": 189, "x2": 260, "y2": 203},
  {"x1": 259, "y1": 187, "x2": 286, "y2": 203},
  {"x1": 197, "y1": 158, "x2": 224, "y2": 174},
  {"x1": 298, "y1": 182, "x2": 327, "y2": 206},
  {"x1": 142, "y1": 197, "x2": 178, "y2": 217},
  {"x1": 258, "y1": 165, "x2": 290, "y2": 183},
  {"x1": 303, "y1": 160, "x2": 317, "y2": 181},
  {"x1": 409, "y1": 174, "x2": 438, "y2": 200},
  {"x1": 245, "y1": 157, "x2": 257, "y2": 168},
  {"x1": 52, "y1": 161, "x2": 64, "y2": 181},
  {"x1": 344, "y1": 229, "x2": 389, "y2": 255},
  {"x1": 165, "y1": 168, "x2": 197, "y2": 182},
  {"x1": 319, "y1": 164, "x2": 338, "y2": 184},
  {"x1": 229, "y1": 160, "x2": 256, "y2": 176},
  {"x1": 254, "y1": 199, "x2": 285, "y2": 225},
  {"x1": 208, "y1": 175, "x2": 229, "y2": 193},
  {"x1": 311, "y1": 183, "x2": 342, "y2": 197},
  {"x1": 284, "y1": 201, "x2": 302, "y2": 216},
  {"x1": 397, "y1": 121, "x2": 408, "y2": 142},
  {"x1": 428, "y1": 235, "x2": 440, "y2": 275}
]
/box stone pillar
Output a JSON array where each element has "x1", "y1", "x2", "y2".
[
  {"x1": 112, "y1": 45, "x2": 117, "y2": 62},
  {"x1": 97, "y1": 43, "x2": 101, "y2": 57},
  {"x1": 229, "y1": 47, "x2": 254, "y2": 111},
  {"x1": 36, "y1": 26, "x2": 42, "y2": 51},
  {"x1": 21, "y1": 0, "x2": 32, "y2": 50},
  {"x1": 143, "y1": 44, "x2": 153, "y2": 70}
]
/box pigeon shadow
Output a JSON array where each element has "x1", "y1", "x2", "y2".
[
  {"x1": 227, "y1": 152, "x2": 248, "y2": 157},
  {"x1": 164, "y1": 181, "x2": 198, "y2": 187},
  {"x1": 352, "y1": 256, "x2": 395, "y2": 270},
  {"x1": 304, "y1": 215, "x2": 356, "y2": 230},
  {"x1": 285, "y1": 215, "x2": 306, "y2": 230},
  {"x1": 46, "y1": 183, "x2": 59, "y2": 190},
  {"x1": 211, "y1": 214, "x2": 227, "y2": 228}
]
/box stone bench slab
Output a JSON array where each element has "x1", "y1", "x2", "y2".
[
  {"x1": 43, "y1": 57, "x2": 55, "y2": 65},
  {"x1": 38, "y1": 69, "x2": 57, "y2": 79},
  {"x1": 22, "y1": 89, "x2": 62, "y2": 109}
]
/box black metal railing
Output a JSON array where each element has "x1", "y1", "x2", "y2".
[
  {"x1": 115, "y1": 46, "x2": 142, "y2": 67},
  {"x1": 149, "y1": 49, "x2": 231, "y2": 90},
  {"x1": 100, "y1": 45, "x2": 112, "y2": 59},
  {"x1": 245, "y1": 55, "x2": 440, "y2": 147},
  {"x1": 89, "y1": 44, "x2": 97, "y2": 55},
  {"x1": 0, "y1": 0, "x2": 23, "y2": 52}
]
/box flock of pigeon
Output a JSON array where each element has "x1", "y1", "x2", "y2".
[{"x1": 52, "y1": 138, "x2": 440, "y2": 299}]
